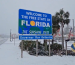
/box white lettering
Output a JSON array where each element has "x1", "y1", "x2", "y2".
[
  {"x1": 24, "y1": 16, "x2": 28, "y2": 19},
  {"x1": 41, "y1": 18, "x2": 46, "y2": 21},
  {"x1": 29, "y1": 16, "x2": 36, "y2": 20},
  {"x1": 21, "y1": 20, "x2": 25, "y2": 26},
  {"x1": 25, "y1": 20, "x2": 50, "y2": 27},
  {"x1": 21, "y1": 15, "x2": 24, "y2": 18},
  {"x1": 47, "y1": 18, "x2": 50, "y2": 21},
  {"x1": 23, "y1": 30, "x2": 28, "y2": 34},
  {"x1": 21, "y1": 15, "x2": 28, "y2": 19},
  {"x1": 42, "y1": 22, "x2": 46, "y2": 27},
  {"x1": 29, "y1": 30, "x2": 41, "y2": 34},
  {"x1": 36, "y1": 22, "x2": 39, "y2": 26},
  {"x1": 26, "y1": 12, "x2": 32, "y2": 15},
  {"x1": 37, "y1": 17, "x2": 46, "y2": 21},
  {"x1": 35, "y1": 36, "x2": 40, "y2": 39},
  {"x1": 39, "y1": 22, "x2": 42, "y2": 26},
  {"x1": 43, "y1": 14, "x2": 47, "y2": 17},
  {"x1": 35, "y1": 22, "x2": 50, "y2": 27},
  {"x1": 26, "y1": 12, "x2": 42, "y2": 17},
  {"x1": 26, "y1": 21, "x2": 30, "y2": 26},
  {"x1": 47, "y1": 23, "x2": 50, "y2": 27}
]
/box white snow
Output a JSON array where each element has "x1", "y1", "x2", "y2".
[{"x1": 0, "y1": 38, "x2": 75, "y2": 65}]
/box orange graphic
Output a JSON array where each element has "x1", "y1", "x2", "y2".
[{"x1": 30, "y1": 21, "x2": 35, "y2": 26}]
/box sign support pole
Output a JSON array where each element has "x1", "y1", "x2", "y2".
[
  {"x1": 49, "y1": 39, "x2": 51, "y2": 56},
  {"x1": 21, "y1": 40, "x2": 23, "y2": 58},
  {"x1": 65, "y1": 41, "x2": 67, "y2": 55},
  {"x1": 36, "y1": 39, "x2": 38, "y2": 57}
]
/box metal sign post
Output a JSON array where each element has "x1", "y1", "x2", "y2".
[
  {"x1": 49, "y1": 39, "x2": 51, "y2": 56},
  {"x1": 65, "y1": 41, "x2": 67, "y2": 55},
  {"x1": 21, "y1": 40, "x2": 23, "y2": 58},
  {"x1": 36, "y1": 39, "x2": 38, "y2": 56},
  {"x1": 65, "y1": 39, "x2": 70, "y2": 56}
]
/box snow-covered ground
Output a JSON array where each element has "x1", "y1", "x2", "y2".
[
  {"x1": 0, "y1": 37, "x2": 8, "y2": 45},
  {"x1": 0, "y1": 38, "x2": 75, "y2": 65}
]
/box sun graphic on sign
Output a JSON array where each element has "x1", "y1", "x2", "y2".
[{"x1": 30, "y1": 21, "x2": 35, "y2": 26}]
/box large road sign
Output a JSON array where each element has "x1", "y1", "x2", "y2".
[{"x1": 18, "y1": 9, "x2": 52, "y2": 40}]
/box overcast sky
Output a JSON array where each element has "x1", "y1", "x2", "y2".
[{"x1": 0, "y1": 0, "x2": 75, "y2": 35}]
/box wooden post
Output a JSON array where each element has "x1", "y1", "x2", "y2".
[
  {"x1": 36, "y1": 39, "x2": 38, "y2": 57},
  {"x1": 49, "y1": 39, "x2": 50, "y2": 56},
  {"x1": 65, "y1": 41, "x2": 67, "y2": 55},
  {"x1": 21, "y1": 40, "x2": 23, "y2": 58}
]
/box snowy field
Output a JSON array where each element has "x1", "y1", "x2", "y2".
[
  {"x1": 0, "y1": 38, "x2": 75, "y2": 65},
  {"x1": 0, "y1": 37, "x2": 8, "y2": 45}
]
